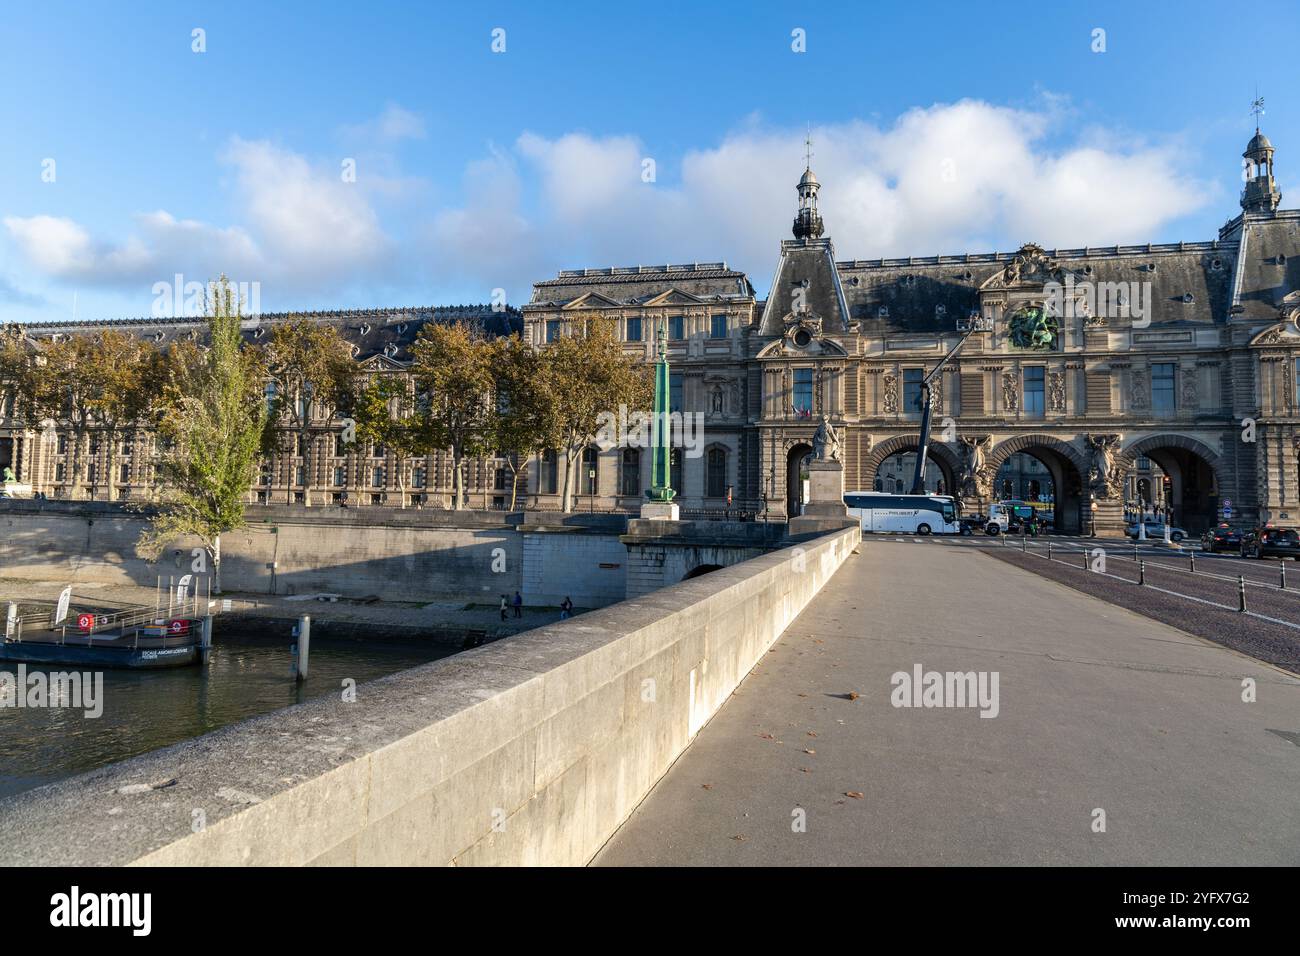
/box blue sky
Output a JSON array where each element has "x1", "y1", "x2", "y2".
[{"x1": 2, "y1": 0, "x2": 1296, "y2": 322}]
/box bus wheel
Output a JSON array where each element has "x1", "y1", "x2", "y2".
[{"x1": 917, "y1": 524, "x2": 931, "y2": 535}]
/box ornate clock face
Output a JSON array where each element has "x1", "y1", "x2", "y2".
[{"x1": 1007, "y1": 306, "x2": 1059, "y2": 350}]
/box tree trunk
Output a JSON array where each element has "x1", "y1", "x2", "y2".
[
  {"x1": 300, "y1": 425, "x2": 312, "y2": 507},
  {"x1": 212, "y1": 536, "x2": 222, "y2": 595},
  {"x1": 104, "y1": 428, "x2": 117, "y2": 502},
  {"x1": 508, "y1": 458, "x2": 522, "y2": 512},
  {"x1": 560, "y1": 443, "x2": 576, "y2": 513},
  {"x1": 397, "y1": 456, "x2": 407, "y2": 508},
  {"x1": 451, "y1": 450, "x2": 464, "y2": 510}
]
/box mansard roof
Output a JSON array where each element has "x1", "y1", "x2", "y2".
[
  {"x1": 526, "y1": 262, "x2": 754, "y2": 308},
  {"x1": 836, "y1": 240, "x2": 1247, "y2": 333},
  {"x1": 16, "y1": 304, "x2": 522, "y2": 364},
  {"x1": 1221, "y1": 211, "x2": 1300, "y2": 322},
  {"x1": 758, "y1": 238, "x2": 850, "y2": 335}
]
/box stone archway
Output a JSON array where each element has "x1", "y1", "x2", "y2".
[
  {"x1": 862, "y1": 435, "x2": 962, "y2": 496},
  {"x1": 786, "y1": 442, "x2": 813, "y2": 518},
  {"x1": 1117, "y1": 434, "x2": 1224, "y2": 534},
  {"x1": 984, "y1": 435, "x2": 1090, "y2": 534}
]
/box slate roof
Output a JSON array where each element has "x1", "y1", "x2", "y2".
[
  {"x1": 836, "y1": 241, "x2": 1246, "y2": 334},
  {"x1": 1222, "y1": 211, "x2": 1300, "y2": 322},
  {"x1": 16, "y1": 305, "x2": 521, "y2": 363},
  {"x1": 526, "y1": 263, "x2": 754, "y2": 307},
  {"x1": 759, "y1": 239, "x2": 850, "y2": 335}
]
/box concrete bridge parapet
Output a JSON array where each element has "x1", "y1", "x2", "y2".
[{"x1": 0, "y1": 525, "x2": 861, "y2": 866}]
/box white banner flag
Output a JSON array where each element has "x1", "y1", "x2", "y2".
[{"x1": 54, "y1": 585, "x2": 72, "y2": 625}]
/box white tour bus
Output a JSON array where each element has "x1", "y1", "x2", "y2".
[{"x1": 843, "y1": 491, "x2": 961, "y2": 535}]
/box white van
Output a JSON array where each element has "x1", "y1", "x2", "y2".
[{"x1": 844, "y1": 491, "x2": 960, "y2": 535}]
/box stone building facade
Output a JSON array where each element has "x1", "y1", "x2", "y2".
[{"x1": 3, "y1": 128, "x2": 1300, "y2": 534}]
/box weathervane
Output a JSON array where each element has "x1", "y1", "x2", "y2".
[
  {"x1": 1251, "y1": 92, "x2": 1265, "y2": 131},
  {"x1": 804, "y1": 124, "x2": 813, "y2": 169}
]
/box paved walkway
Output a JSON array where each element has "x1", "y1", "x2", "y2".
[{"x1": 595, "y1": 541, "x2": 1300, "y2": 865}]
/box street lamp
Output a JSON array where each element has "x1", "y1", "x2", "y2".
[
  {"x1": 1090, "y1": 496, "x2": 1097, "y2": 537},
  {"x1": 588, "y1": 467, "x2": 596, "y2": 513}
]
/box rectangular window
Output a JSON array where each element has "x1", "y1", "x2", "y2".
[
  {"x1": 1023, "y1": 367, "x2": 1045, "y2": 416},
  {"x1": 669, "y1": 373, "x2": 683, "y2": 414},
  {"x1": 119, "y1": 463, "x2": 130, "y2": 482},
  {"x1": 333, "y1": 466, "x2": 346, "y2": 486},
  {"x1": 372, "y1": 466, "x2": 385, "y2": 487},
  {"x1": 1151, "y1": 363, "x2": 1176, "y2": 414},
  {"x1": 793, "y1": 368, "x2": 813, "y2": 415},
  {"x1": 669, "y1": 315, "x2": 685, "y2": 340},
  {"x1": 546, "y1": 320, "x2": 560, "y2": 343},
  {"x1": 56, "y1": 463, "x2": 66, "y2": 481},
  {"x1": 1294, "y1": 358, "x2": 1299, "y2": 408},
  {"x1": 626, "y1": 317, "x2": 642, "y2": 342},
  {"x1": 295, "y1": 466, "x2": 305, "y2": 486},
  {"x1": 903, "y1": 369, "x2": 924, "y2": 413},
  {"x1": 335, "y1": 434, "x2": 348, "y2": 456},
  {"x1": 57, "y1": 435, "x2": 67, "y2": 454},
  {"x1": 710, "y1": 314, "x2": 727, "y2": 339}
]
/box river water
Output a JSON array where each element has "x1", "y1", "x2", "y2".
[{"x1": 0, "y1": 634, "x2": 454, "y2": 800}]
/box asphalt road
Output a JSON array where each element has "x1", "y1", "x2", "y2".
[{"x1": 595, "y1": 541, "x2": 1300, "y2": 866}]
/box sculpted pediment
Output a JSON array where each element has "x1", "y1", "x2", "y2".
[{"x1": 641, "y1": 288, "x2": 707, "y2": 308}]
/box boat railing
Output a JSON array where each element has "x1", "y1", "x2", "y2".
[{"x1": 6, "y1": 579, "x2": 220, "y2": 646}]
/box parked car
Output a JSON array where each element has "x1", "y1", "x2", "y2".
[
  {"x1": 1240, "y1": 525, "x2": 1300, "y2": 560},
  {"x1": 1124, "y1": 521, "x2": 1187, "y2": 543},
  {"x1": 1201, "y1": 523, "x2": 1243, "y2": 553}
]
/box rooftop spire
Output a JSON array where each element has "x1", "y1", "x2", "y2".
[
  {"x1": 1242, "y1": 95, "x2": 1281, "y2": 215},
  {"x1": 792, "y1": 131, "x2": 824, "y2": 240}
]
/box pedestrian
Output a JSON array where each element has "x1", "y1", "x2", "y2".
[
  {"x1": 512, "y1": 591, "x2": 523, "y2": 618},
  {"x1": 560, "y1": 596, "x2": 573, "y2": 619},
  {"x1": 499, "y1": 595, "x2": 508, "y2": 622}
]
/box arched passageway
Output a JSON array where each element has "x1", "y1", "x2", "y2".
[
  {"x1": 1119, "y1": 436, "x2": 1222, "y2": 534},
  {"x1": 786, "y1": 442, "x2": 812, "y2": 518},
  {"x1": 984, "y1": 437, "x2": 1089, "y2": 534},
  {"x1": 862, "y1": 436, "x2": 961, "y2": 497}
]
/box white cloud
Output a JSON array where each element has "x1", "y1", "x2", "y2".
[
  {"x1": 222, "y1": 137, "x2": 391, "y2": 280},
  {"x1": 6, "y1": 98, "x2": 1216, "y2": 312},
  {"x1": 341, "y1": 103, "x2": 427, "y2": 143}
]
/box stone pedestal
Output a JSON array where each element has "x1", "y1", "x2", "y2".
[
  {"x1": 787, "y1": 460, "x2": 850, "y2": 537},
  {"x1": 640, "y1": 500, "x2": 680, "y2": 521}
]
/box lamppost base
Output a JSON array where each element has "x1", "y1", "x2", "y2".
[{"x1": 640, "y1": 501, "x2": 680, "y2": 521}]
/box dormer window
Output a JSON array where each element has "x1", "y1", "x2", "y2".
[
  {"x1": 935, "y1": 304, "x2": 947, "y2": 317},
  {"x1": 878, "y1": 305, "x2": 890, "y2": 318},
  {"x1": 360, "y1": 323, "x2": 371, "y2": 335}
]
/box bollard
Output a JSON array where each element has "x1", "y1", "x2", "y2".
[
  {"x1": 1238, "y1": 576, "x2": 1246, "y2": 612},
  {"x1": 200, "y1": 615, "x2": 213, "y2": 665},
  {"x1": 1082, "y1": 550, "x2": 1088, "y2": 571},
  {"x1": 1134, "y1": 543, "x2": 1139, "y2": 561},
  {"x1": 1282, "y1": 561, "x2": 1287, "y2": 590},
  {"x1": 1139, "y1": 559, "x2": 1145, "y2": 585},
  {"x1": 293, "y1": 615, "x2": 311, "y2": 681},
  {"x1": 1047, "y1": 540, "x2": 1053, "y2": 561},
  {"x1": 1189, "y1": 552, "x2": 1195, "y2": 573},
  {"x1": 1021, "y1": 534, "x2": 1026, "y2": 552}
]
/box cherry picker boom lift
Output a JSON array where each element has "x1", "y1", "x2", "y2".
[{"x1": 910, "y1": 311, "x2": 994, "y2": 496}]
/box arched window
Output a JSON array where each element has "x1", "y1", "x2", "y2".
[
  {"x1": 706, "y1": 447, "x2": 727, "y2": 498},
  {"x1": 582, "y1": 446, "x2": 599, "y2": 496},
  {"x1": 670, "y1": 448, "x2": 683, "y2": 497},
  {"x1": 541, "y1": 450, "x2": 558, "y2": 495},
  {"x1": 620, "y1": 448, "x2": 640, "y2": 497}
]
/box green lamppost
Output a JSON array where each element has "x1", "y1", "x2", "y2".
[{"x1": 647, "y1": 323, "x2": 675, "y2": 503}]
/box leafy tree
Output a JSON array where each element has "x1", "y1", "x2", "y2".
[
  {"x1": 410, "y1": 319, "x2": 496, "y2": 510},
  {"x1": 136, "y1": 277, "x2": 268, "y2": 593},
  {"x1": 490, "y1": 334, "x2": 553, "y2": 512},
  {"x1": 29, "y1": 333, "x2": 102, "y2": 498},
  {"x1": 83, "y1": 330, "x2": 155, "y2": 500},
  {"x1": 0, "y1": 325, "x2": 35, "y2": 423},
  {"x1": 352, "y1": 372, "x2": 432, "y2": 507},
  {"x1": 261, "y1": 318, "x2": 357, "y2": 505},
  {"x1": 543, "y1": 315, "x2": 652, "y2": 512}
]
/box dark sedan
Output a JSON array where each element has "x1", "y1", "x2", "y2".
[
  {"x1": 1240, "y1": 525, "x2": 1300, "y2": 560},
  {"x1": 1201, "y1": 523, "x2": 1243, "y2": 553}
]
